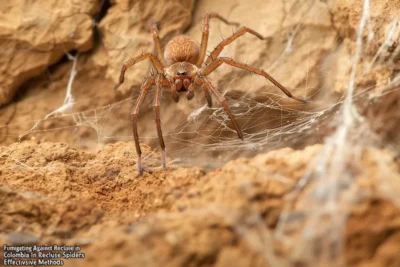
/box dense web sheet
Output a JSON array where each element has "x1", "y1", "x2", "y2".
[
  {"x1": 7, "y1": 77, "x2": 332, "y2": 170},
  {"x1": 1, "y1": 0, "x2": 400, "y2": 265}
]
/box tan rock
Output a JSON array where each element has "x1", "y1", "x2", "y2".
[
  {"x1": 0, "y1": 0, "x2": 100, "y2": 106},
  {"x1": 1, "y1": 141, "x2": 399, "y2": 266},
  {"x1": 327, "y1": 0, "x2": 400, "y2": 94}
]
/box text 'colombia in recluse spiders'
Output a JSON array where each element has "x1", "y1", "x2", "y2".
[{"x1": 113, "y1": 12, "x2": 309, "y2": 175}]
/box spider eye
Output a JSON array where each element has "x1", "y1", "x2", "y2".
[{"x1": 177, "y1": 71, "x2": 187, "y2": 76}]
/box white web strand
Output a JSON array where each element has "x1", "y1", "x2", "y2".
[
  {"x1": 44, "y1": 53, "x2": 78, "y2": 119},
  {"x1": 273, "y1": 0, "x2": 399, "y2": 265},
  {"x1": 18, "y1": 53, "x2": 79, "y2": 141},
  {"x1": 365, "y1": 19, "x2": 399, "y2": 73}
]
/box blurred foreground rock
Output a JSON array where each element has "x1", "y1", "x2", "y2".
[{"x1": 1, "y1": 141, "x2": 400, "y2": 266}]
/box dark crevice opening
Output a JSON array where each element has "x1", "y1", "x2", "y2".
[
  {"x1": 95, "y1": 0, "x2": 112, "y2": 24},
  {"x1": 93, "y1": 0, "x2": 112, "y2": 49}
]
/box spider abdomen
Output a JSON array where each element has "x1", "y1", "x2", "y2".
[{"x1": 164, "y1": 35, "x2": 199, "y2": 65}]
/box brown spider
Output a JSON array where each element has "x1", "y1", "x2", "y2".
[{"x1": 113, "y1": 13, "x2": 308, "y2": 174}]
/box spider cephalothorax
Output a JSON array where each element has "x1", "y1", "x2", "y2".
[
  {"x1": 164, "y1": 61, "x2": 199, "y2": 101},
  {"x1": 113, "y1": 13, "x2": 308, "y2": 174}
]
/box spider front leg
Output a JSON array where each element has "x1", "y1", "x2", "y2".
[
  {"x1": 194, "y1": 77, "x2": 212, "y2": 107},
  {"x1": 205, "y1": 26, "x2": 271, "y2": 65},
  {"x1": 200, "y1": 77, "x2": 244, "y2": 140},
  {"x1": 131, "y1": 76, "x2": 156, "y2": 174},
  {"x1": 196, "y1": 12, "x2": 240, "y2": 67},
  {"x1": 201, "y1": 57, "x2": 309, "y2": 104},
  {"x1": 153, "y1": 74, "x2": 167, "y2": 168},
  {"x1": 202, "y1": 86, "x2": 213, "y2": 107},
  {"x1": 149, "y1": 19, "x2": 167, "y2": 67},
  {"x1": 113, "y1": 53, "x2": 164, "y2": 91}
]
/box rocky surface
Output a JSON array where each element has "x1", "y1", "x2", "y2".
[
  {"x1": 0, "y1": 0, "x2": 100, "y2": 106},
  {"x1": 1, "y1": 142, "x2": 400, "y2": 266}
]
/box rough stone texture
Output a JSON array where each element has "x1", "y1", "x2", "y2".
[
  {"x1": 330, "y1": 0, "x2": 400, "y2": 45},
  {"x1": 0, "y1": 0, "x2": 100, "y2": 106},
  {"x1": 1, "y1": 142, "x2": 400, "y2": 266},
  {"x1": 327, "y1": 0, "x2": 400, "y2": 94}
]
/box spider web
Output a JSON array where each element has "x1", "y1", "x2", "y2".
[
  {"x1": 1, "y1": 0, "x2": 400, "y2": 265},
  {"x1": 8, "y1": 74, "x2": 331, "y2": 171}
]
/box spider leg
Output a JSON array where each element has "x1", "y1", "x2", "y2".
[
  {"x1": 201, "y1": 57, "x2": 309, "y2": 104},
  {"x1": 153, "y1": 74, "x2": 167, "y2": 168},
  {"x1": 195, "y1": 77, "x2": 212, "y2": 107},
  {"x1": 196, "y1": 12, "x2": 240, "y2": 68},
  {"x1": 113, "y1": 53, "x2": 164, "y2": 91},
  {"x1": 202, "y1": 85, "x2": 212, "y2": 107},
  {"x1": 201, "y1": 77, "x2": 243, "y2": 140},
  {"x1": 205, "y1": 27, "x2": 270, "y2": 65},
  {"x1": 149, "y1": 19, "x2": 168, "y2": 67},
  {"x1": 131, "y1": 76, "x2": 156, "y2": 174}
]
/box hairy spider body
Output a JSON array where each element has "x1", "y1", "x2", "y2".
[{"x1": 113, "y1": 13, "x2": 308, "y2": 175}]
